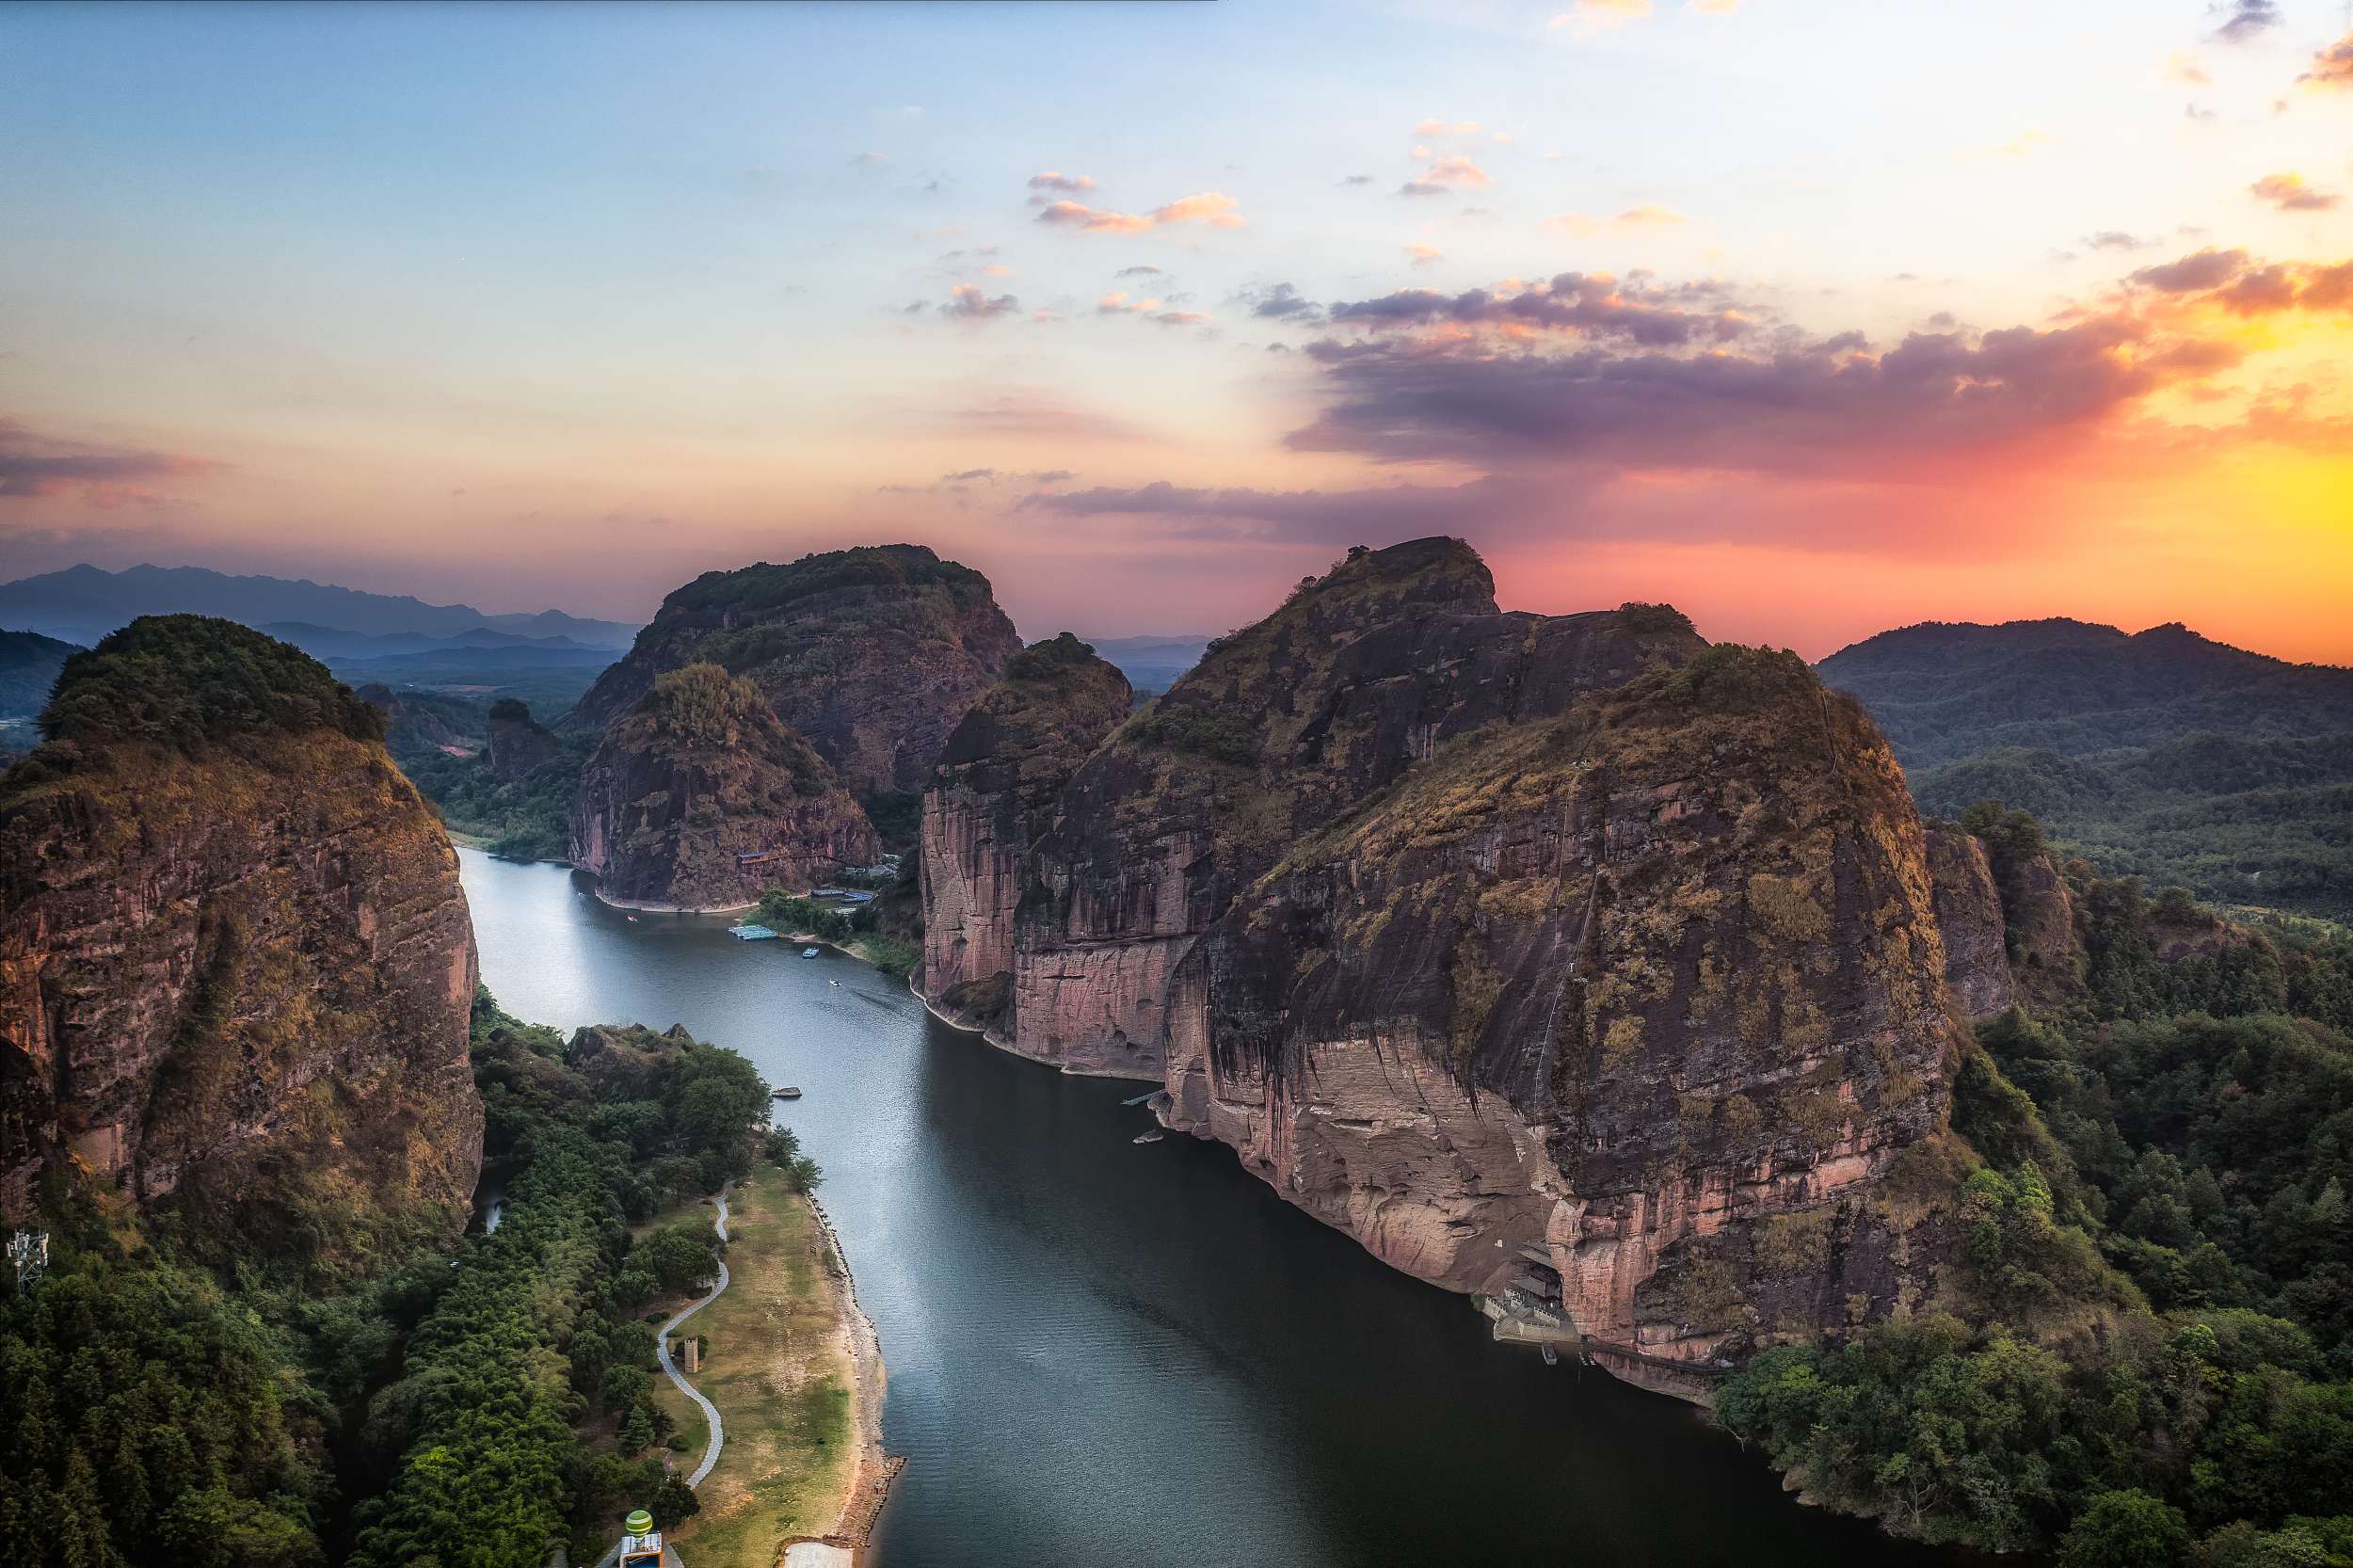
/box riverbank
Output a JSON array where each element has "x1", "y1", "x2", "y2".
[{"x1": 649, "y1": 1162, "x2": 889, "y2": 1565}]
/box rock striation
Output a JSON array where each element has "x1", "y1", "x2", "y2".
[
  {"x1": 574, "y1": 545, "x2": 1022, "y2": 800},
  {"x1": 0, "y1": 616, "x2": 481, "y2": 1277},
  {"x1": 920, "y1": 634, "x2": 1132, "y2": 1037},
  {"x1": 922, "y1": 539, "x2": 1981, "y2": 1391},
  {"x1": 569, "y1": 661, "x2": 877, "y2": 909}
]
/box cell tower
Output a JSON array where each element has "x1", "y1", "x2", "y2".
[{"x1": 8, "y1": 1231, "x2": 47, "y2": 1298}]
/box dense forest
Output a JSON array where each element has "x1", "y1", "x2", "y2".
[
  {"x1": 0, "y1": 990, "x2": 800, "y2": 1567},
  {"x1": 1718, "y1": 800, "x2": 2353, "y2": 1565},
  {"x1": 1911, "y1": 734, "x2": 2353, "y2": 921}
]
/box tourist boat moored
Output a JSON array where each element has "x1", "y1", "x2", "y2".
[{"x1": 774, "y1": 1086, "x2": 804, "y2": 1099}]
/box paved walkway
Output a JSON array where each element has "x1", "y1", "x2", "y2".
[{"x1": 658, "y1": 1181, "x2": 733, "y2": 1488}]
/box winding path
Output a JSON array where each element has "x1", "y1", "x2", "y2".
[{"x1": 658, "y1": 1180, "x2": 733, "y2": 1489}]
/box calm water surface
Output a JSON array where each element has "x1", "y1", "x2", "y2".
[{"x1": 460, "y1": 849, "x2": 1955, "y2": 1568}]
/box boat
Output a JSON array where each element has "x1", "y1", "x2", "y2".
[
  {"x1": 1542, "y1": 1342, "x2": 1560, "y2": 1367},
  {"x1": 1132, "y1": 1129, "x2": 1164, "y2": 1144},
  {"x1": 774, "y1": 1086, "x2": 803, "y2": 1099},
  {"x1": 802, "y1": 947, "x2": 821, "y2": 958},
  {"x1": 728, "y1": 924, "x2": 780, "y2": 941}
]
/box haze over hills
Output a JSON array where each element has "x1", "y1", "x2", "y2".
[
  {"x1": 0, "y1": 563, "x2": 641, "y2": 650},
  {"x1": 1817, "y1": 618, "x2": 2353, "y2": 771}
]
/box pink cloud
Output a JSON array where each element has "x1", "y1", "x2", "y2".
[
  {"x1": 1401, "y1": 157, "x2": 1494, "y2": 197},
  {"x1": 2250, "y1": 172, "x2": 2341, "y2": 211},
  {"x1": 1036, "y1": 191, "x2": 1245, "y2": 233},
  {"x1": 941, "y1": 284, "x2": 1019, "y2": 320}
]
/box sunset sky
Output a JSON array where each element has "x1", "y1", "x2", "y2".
[{"x1": 3, "y1": 0, "x2": 2348, "y2": 659}]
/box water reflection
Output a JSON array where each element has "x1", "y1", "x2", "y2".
[{"x1": 459, "y1": 849, "x2": 1955, "y2": 1567}]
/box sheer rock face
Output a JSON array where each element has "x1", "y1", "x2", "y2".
[
  {"x1": 1005, "y1": 538, "x2": 1706, "y2": 1076},
  {"x1": 569, "y1": 664, "x2": 877, "y2": 911},
  {"x1": 918, "y1": 635, "x2": 1131, "y2": 1041},
  {"x1": 1925, "y1": 830, "x2": 2016, "y2": 1017},
  {"x1": 0, "y1": 733, "x2": 481, "y2": 1266},
  {"x1": 573, "y1": 544, "x2": 1022, "y2": 798},
  {"x1": 483, "y1": 704, "x2": 560, "y2": 777},
  {"x1": 920, "y1": 539, "x2": 1968, "y2": 1398},
  {"x1": 1161, "y1": 654, "x2": 1958, "y2": 1382}
]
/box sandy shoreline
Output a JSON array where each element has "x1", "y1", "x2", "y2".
[{"x1": 801, "y1": 1194, "x2": 897, "y2": 1558}]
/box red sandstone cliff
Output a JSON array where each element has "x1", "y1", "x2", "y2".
[
  {"x1": 918, "y1": 633, "x2": 1131, "y2": 1039},
  {"x1": 569, "y1": 662, "x2": 877, "y2": 910},
  {"x1": 0, "y1": 616, "x2": 482, "y2": 1278},
  {"x1": 573, "y1": 544, "x2": 1021, "y2": 800},
  {"x1": 920, "y1": 540, "x2": 1995, "y2": 1394}
]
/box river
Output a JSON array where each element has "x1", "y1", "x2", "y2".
[{"x1": 460, "y1": 849, "x2": 1955, "y2": 1568}]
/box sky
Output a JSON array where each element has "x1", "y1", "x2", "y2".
[{"x1": 1, "y1": 0, "x2": 2348, "y2": 660}]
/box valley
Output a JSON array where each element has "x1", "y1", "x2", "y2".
[{"x1": 5, "y1": 546, "x2": 2353, "y2": 1566}]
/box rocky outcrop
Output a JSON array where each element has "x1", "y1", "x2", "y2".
[
  {"x1": 921, "y1": 540, "x2": 1972, "y2": 1394},
  {"x1": 919, "y1": 634, "x2": 1131, "y2": 1039},
  {"x1": 357, "y1": 681, "x2": 470, "y2": 755},
  {"x1": 1160, "y1": 645, "x2": 1958, "y2": 1377},
  {"x1": 1006, "y1": 539, "x2": 1706, "y2": 1075},
  {"x1": 1925, "y1": 831, "x2": 2015, "y2": 1016},
  {"x1": 569, "y1": 661, "x2": 877, "y2": 910},
  {"x1": 574, "y1": 545, "x2": 1022, "y2": 799},
  {"x1": 483, "y1": 697, "x2": 560, "y2": 776},
  {"x1": 0, "y1": 616, "x2": 481, "y2": 1278}
]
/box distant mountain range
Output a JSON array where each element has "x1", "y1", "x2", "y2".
[
  {"x1": 1817, "y1": 617, "x2": 2353, "y2": 770},
  {"x1": 0, "y1": 564, "x2": 641, "y2": 651},
  {"x1": 1078, "y1": 632, "x2": 1213, "y2": 692}
]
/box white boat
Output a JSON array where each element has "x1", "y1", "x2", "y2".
[{"x1": 802, "y1": 947, "x2": 821, "y2": 958}]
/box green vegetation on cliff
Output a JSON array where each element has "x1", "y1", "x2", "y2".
[{"x1": 1718, "y1": 799, "x2": 2353, "y2": 1562}]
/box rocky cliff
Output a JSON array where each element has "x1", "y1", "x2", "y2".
[
  {"x1": 1002, "y1": 538, "x2": 1707, "y2": 1075},
  {"x1": 0, "y1": 616, "x2": 481, "y2": 1279},
  {"x1": 919, "y1": 633, "x2": 1132, "y2": 1036},
  {"x1": 922, "y1": 539, "x2": 1985, "y2": 1390},
  {"x1": 483, "y1": 696, "x2": 561, "y2": 776},
  {"x1": 1925, "y1": 830, "x2": 2016, "y2": 1017},
  {"x1": 1160, "y1": 643, "x2": 1961, "y2": 1376},
  {"x1": 569, "y1": 661, "x2": 878, "y2": 909},
  {"x1": 574, "y1": 544, "x2": 1022, "y2": 800},
  {"x1": 357, "y1": 680, "x2": 470, "y2": 754}
]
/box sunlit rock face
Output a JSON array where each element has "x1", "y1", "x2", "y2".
[
  {"x1": 1007, "y1": 538, "x2": 1707, "y2": 1076},
  {"x1": 569, "y1": 662, "x2": 876, "y2": 911},
  {"x1": 0, "y1": 617, "x2": 481, "y2": 1279},
  {"x1": 1925, "y1": 830, "x2": 2016, "y2": 1017},
  {"x1": 574, "y1": 544, "x2": 1022, "y2": 799},
  {"x1": 921, "y1": 539, "x2": 1974, "y2": 1396},
  {"x1": 917, "y1": 634, "x2": 1131, "y2": 1044}
]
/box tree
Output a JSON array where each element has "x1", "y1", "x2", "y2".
[
  {"x1": 649, "y1": 1474, "x2": 701, "y2": 1531},
  {"x1": 2061, "y1": 1491, "x2": 2190, "y2": 1568}
]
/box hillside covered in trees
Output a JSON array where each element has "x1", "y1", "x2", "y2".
[
  {"x1": 1817, "y1": 619, "x2": 2353, "y2": 770},
  {"x1": 1718, "y1": 799, "x2": 2353, "y2": 1564},
  {"x1": 0, "y1": 989, "x2": 796, "y2": 1567}
]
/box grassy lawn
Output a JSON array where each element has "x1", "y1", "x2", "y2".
[{"x1": 655, "y1": 1162, "x2": 857, "y2": 1566}]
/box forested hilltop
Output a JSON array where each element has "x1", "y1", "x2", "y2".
[
  {"x1": 1819, "y1": 619, "x2": 2353, "y2": 921},
  {"x1": 1719, "y1": 797, "x2": 2353, "y2": 1565},
  {"x1": 1817, "y1": 618, "x2": 2353, "y2": 770}
]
